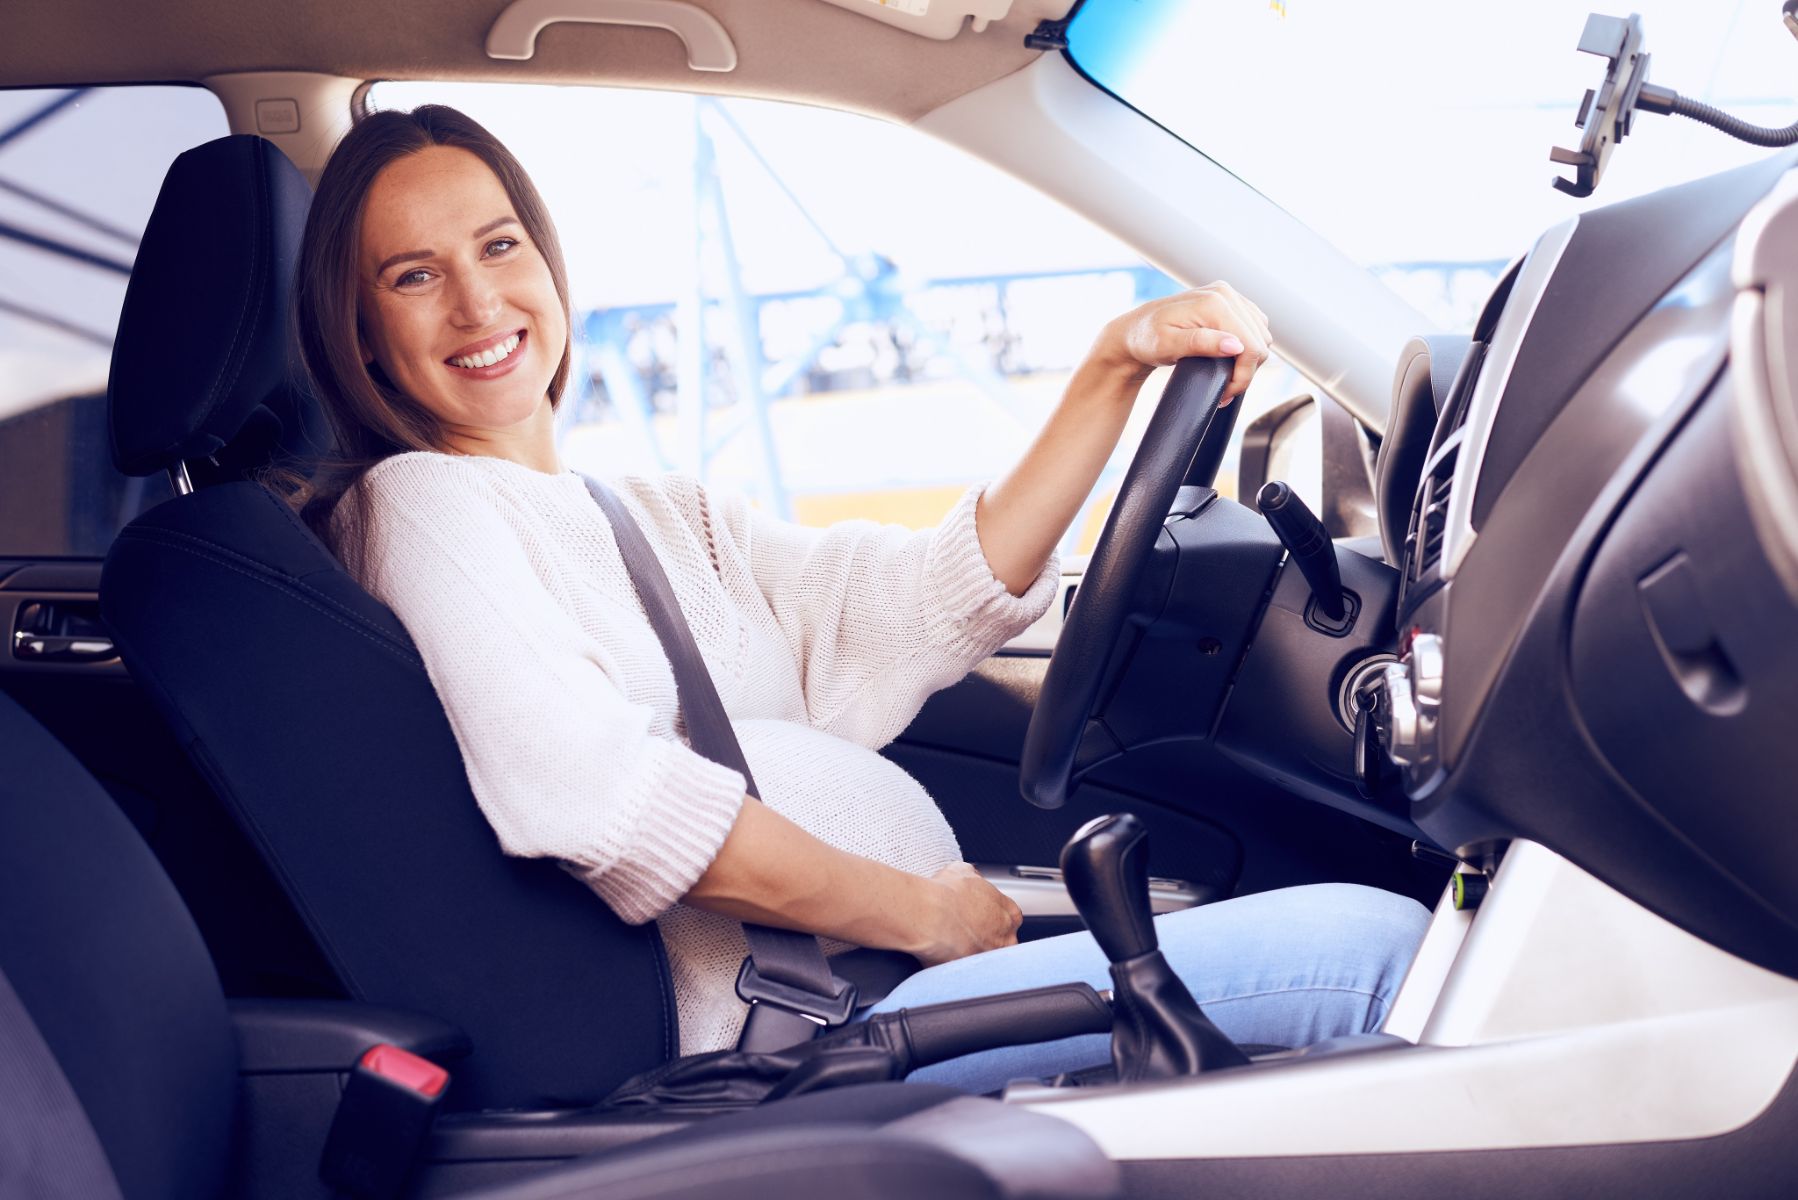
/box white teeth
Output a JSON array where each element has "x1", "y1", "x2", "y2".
[{"x1": 451, "y1": 333, "x2": 522, "y2": 370}]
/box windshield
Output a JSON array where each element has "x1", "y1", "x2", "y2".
[{"x1": 1067, "y1": 0, "x2": 1798, "y2": 330}]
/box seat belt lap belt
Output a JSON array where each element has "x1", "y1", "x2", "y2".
[{"x1": 583, "y1": 477, "x2": 858, "y2": 1052}]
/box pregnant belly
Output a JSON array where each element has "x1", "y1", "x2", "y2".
[{"x1": 732, "y1": 718, "x2": 961, "y2": 877}]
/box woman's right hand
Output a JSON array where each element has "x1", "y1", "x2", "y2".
[{"x1": 914, "y1": 862, "x2": 1024, "y2": 967}]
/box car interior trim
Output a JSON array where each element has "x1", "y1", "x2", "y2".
[
  {"x1": 1439, "y1": 217, "x2": 1578, "y2": 580},
  {"x1": 1729, "y1": 169, "x2": 1798, "y2": 604},
  {"x1": 1415, "y1": 841, "x2": 1797, "y2": 1046},
  {"x1": 201, "y1": 72, "x2": 361, "y2": 185},
  {"x1": 0, "y1": 0, "x2": 1051, "y2": 125},
  {"x1": 1432, "y1": 239, "x2": 1740, "y2": 769},
  {"x1": 1468, "y1": 150, "x2": 1798, "y2": 534},
  {"x1": 484, "y1": 0, "x2": 740, "y2": 72},
  {"x1": 1374, "y1": 881, "x2": 1472, "y2": 1044}
]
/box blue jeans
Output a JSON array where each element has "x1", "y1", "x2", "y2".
[{"x1": 863, "y1": 883, "x2": 1430, "y2": 1094}]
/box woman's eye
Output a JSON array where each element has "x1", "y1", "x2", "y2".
[
  {"x1": 394, "y1": 268, "x2": 432, "y2": 288},
  {"x1": 485, "y1": 237, "x2": 520, "y2": 257}
]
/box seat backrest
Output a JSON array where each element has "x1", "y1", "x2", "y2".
[
  {"x1": 99, "y1": 135, "x2": 676, "y2": 1109},
  {"x1": 0, "y1": 691, "x2": 237, "y2": 1200}
]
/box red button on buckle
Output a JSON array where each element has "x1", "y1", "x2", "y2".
[{"x1": 358, "y1": 1044, "x2": 449, "y2": 1099}]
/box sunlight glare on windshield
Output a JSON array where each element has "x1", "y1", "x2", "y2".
[{"x1": 1068, "y1": 0, "x2": 1798, "y2": 328}]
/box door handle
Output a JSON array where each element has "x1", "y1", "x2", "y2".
[
  {"x1": 13, "y1": 631, "x2": 117, "y2": 662},
  {"x1": 977, "y1": 863, "x2": 1217, "y2": 919},
  {"x1": 11, "y1": 600, "x2": 118, "y2": 664}
]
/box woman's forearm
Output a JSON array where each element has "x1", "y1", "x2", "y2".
[
  {"x1": 682, "y1": 800, "x2": 1022, "y2": 966},
  {"x1": 976, "y1": 357, "x2": 1142, "y2": 596},
  {"x1": 682, "y1": 798, "x2": 940, "y2": 955}
]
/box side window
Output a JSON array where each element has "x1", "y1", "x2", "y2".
[
  {"x1": 367, "y1": 82, "x2": 1323, "y2": 556},
  {"x1": 0, "y1": 86, "x2": 228, "y2": 557}
]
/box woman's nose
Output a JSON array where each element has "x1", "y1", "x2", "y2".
[{"x1": 448, "y1": 270, "x2": 503, "y2": 328}]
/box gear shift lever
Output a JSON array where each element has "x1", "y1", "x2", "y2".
[{"x1": 1061, "y1": 813, "x2": 1249, "y2": 1081}]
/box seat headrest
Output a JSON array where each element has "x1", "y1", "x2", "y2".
[{"x1": 108, "y1": 135, "x2": 315, "y2": 477}]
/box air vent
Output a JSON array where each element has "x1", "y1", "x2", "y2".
[{"x1": 1410, "y1": 446, "x2": 1459, "y2": 582}]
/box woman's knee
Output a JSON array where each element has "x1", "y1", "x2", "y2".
[
  {"x1": 1153, "y1": 883, "x2": 1430, "y2": 1018},
  {"x1": 1267, "y1": 883, "x2": 1431, "y2": 977},
  {"x1": 1275, "y1": 883, "x2": 1431, "y2": 1024},
  {"x1": 1298, "y1": 882, "x2": 1431, "y2": 940},
  {"x1": 1158, "y1": 881, "x2": 1427, "y2": 957}
]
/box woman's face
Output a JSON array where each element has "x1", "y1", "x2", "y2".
[{"x1": 356, "y1": 145, "x2": 567, "y2": 444}]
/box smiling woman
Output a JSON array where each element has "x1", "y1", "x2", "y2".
[
  {"x1": 277, "y1": 105, "x2": 575, "y2": 531},
  {"x1": 357, "y1": 147, "x2": 567, "y2": 472}
]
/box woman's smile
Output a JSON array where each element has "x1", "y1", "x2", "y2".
[{"x1": 445, "y1": 328, "x2": 528, "y2": 377}]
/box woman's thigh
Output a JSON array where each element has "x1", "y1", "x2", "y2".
[{"x1": 867, "y1": 882, "x2": 1430, "y2": 1094}]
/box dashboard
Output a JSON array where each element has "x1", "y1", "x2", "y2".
[{"x1": 1367, "y1": 147, "x2": 1798, "y2": 981}]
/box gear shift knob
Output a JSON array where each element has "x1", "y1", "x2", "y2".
[
  {"x1": 1059, "y1": 813, "x2": 1158, "y2": 963},
  {"x1": 1059, "y1": 812, "x2": 1250, "y2": 1081}
]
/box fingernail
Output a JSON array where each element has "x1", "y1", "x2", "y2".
[{"x1": 1221, "y1": 336, "x2": 1245, "y2": 354}]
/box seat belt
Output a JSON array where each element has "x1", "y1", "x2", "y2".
[
  {"x1": 582, "y1": 477, "x2": 857, "y2": 1052},
  {"x1": 0, "y1": 965, "x2": 126, "y2": 1200}
]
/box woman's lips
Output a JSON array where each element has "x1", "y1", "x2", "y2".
[{"x1": 445, "y1": 330, "x2": 527, "y2": 380}]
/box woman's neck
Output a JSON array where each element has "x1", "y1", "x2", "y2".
[{"x1": 438, "y1": 399, "x2": 564, "y2": 475}]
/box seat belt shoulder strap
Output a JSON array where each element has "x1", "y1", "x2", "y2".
[{"x1": 580, "y1": 476, "x2": 853, "y2": 1046}]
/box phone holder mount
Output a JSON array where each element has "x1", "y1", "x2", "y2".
[
  {"x1": 1554, "y1": 6, "x2": 1798, "y2": 199},
  {"x1": 1551, "y1": 14, "x2": 1654, "y2": 198}
]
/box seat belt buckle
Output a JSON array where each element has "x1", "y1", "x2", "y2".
[
  {"x1": 734, "y1": 958, "x2": 858, "y2": 1053},
  {"x1": 319, "y1": 1043, "x2": 449, "y2": 1200}
]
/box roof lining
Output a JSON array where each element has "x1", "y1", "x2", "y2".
[{"x1": 2, "y1": 0, "x2": 1065, "y2": 125}]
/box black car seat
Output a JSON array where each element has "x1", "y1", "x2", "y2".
[
  {"x1": 99, "y1": 134, "x2": 681, "y2": 1111},
  {"x1": 0, "y1": 689, "x2": 1118, "y2": 1200}
]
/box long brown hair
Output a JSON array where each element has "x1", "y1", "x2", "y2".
[{"x1": 272, "y1": 104, "x2": 573, "y2": 544}]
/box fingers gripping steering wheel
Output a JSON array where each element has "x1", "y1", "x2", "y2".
[{"x1": 1020, "y1": 357, "x2": 1238, "y2": 810}]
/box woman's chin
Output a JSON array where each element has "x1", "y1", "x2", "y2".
[{"x1": 441, "y1": 391, "x2": 555, "y2": 439}]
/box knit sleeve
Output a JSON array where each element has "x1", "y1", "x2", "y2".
[
  {"x1": 709, "y1": 481, "x2": 1060, "y2": 749},
  {"x1": 349, "y1": 459, "x2": 747, "y2": 925}
]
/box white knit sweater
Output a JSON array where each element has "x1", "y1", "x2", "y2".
[{"x1": 333, "y1": 451, "x2": 1059, "y2": 1054}]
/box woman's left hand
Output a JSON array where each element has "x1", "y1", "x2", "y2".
[{"x1": 1086, "y1": 282, "x2": 1273, "y2": 404}]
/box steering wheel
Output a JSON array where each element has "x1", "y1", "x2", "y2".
[{"x1": 1020, "y1": 356, "x2": 1238, "y2": 810}]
